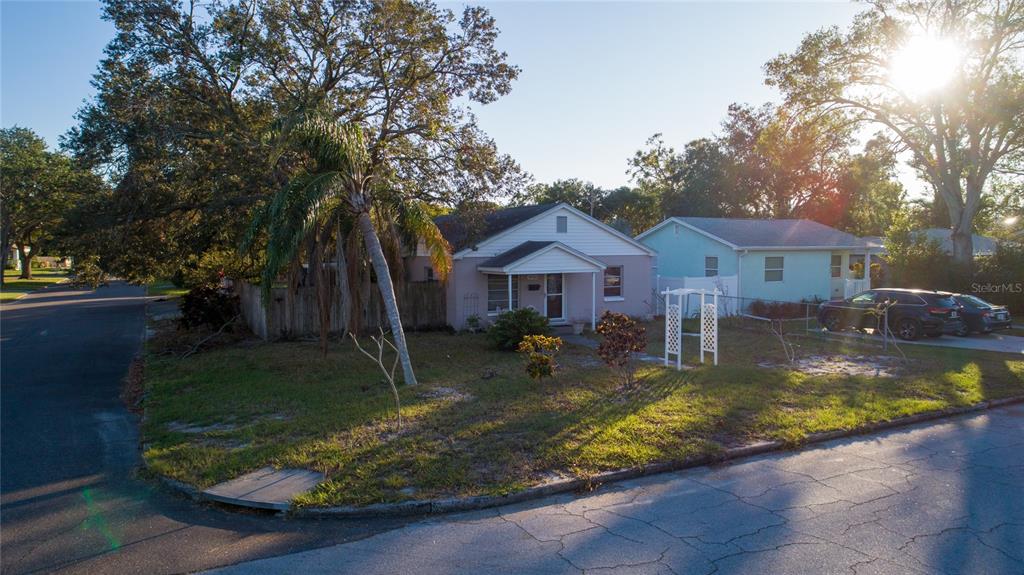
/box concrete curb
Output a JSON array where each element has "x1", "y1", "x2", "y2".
[{"x1": 154, "y1": 395, "x2": 1024, "y2": 519}]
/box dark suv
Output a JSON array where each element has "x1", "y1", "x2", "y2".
[{"x1": 818, "y1": 289, "x2": 964, "y2": 341}]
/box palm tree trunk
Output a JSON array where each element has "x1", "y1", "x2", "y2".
[
  {"x1": 335, "y1": 221, "x2": 351, "y2": 338},
  {"x1": 356, "y1": 211, "x2": 417, "y2": 386}
]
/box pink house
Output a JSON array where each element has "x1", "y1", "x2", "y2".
[{"x1": 411, "y1": 203, "x2": 656, "y2": 331}]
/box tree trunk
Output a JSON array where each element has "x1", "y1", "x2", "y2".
[
  {"x1": 949, "y1": 224, "x2": 974, "y2": 267},
  {"x1": 335, "y1": 221, "x2": 351, "y2": 338},
  {"x1": 17, "y1": 244, "x2": 33, "y2": 280},
  {"x1": 356, "y1": 211, "x2": 417, "y2": 386},
  {"x1": 0, "y1": 222, "x2": 10, "y2": 287}
]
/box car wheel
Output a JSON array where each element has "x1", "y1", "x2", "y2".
[
  {"x1": 823, "y1": 310, "x2": 842, "y2": 332},
  {"x1": 954, "y1": 323, "x2": 970, "y2": 337},
  {"x1": 896, "y1": 318, "x2": 921, "y2": 341}
]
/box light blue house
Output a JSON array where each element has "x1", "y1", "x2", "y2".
[{"x1": 637, "y1": 217, "x2": 880, "y2": 304}]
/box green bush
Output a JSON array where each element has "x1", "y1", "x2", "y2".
[
  {"x1": 179, "y1": 285, "x2": 239, "y2": 330},
  {"x1": 488, "y1": 308, "x2": 550, "y2": 350}
]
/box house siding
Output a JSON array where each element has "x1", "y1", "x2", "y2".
[
  {"x1": 639, "y1": 222, "x2": 736, "y2": 278},
  {"x1": 739, "y1": 250, "x2": 832, "y2": 303},
  {"x1": 445, "y1": 254, "x2": 652, "y2": 329}
]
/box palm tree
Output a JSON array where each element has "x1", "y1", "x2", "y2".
[{"x1": 248, "y1": 119, "x2": 450, "y2": 385}]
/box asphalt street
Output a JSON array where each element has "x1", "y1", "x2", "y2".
[
  {"x1": 0, "y1": 283, "x2": 403, "y2": 575},
  {"x1": 209, "y1": 404, "x2": 1024, "y2": 575}
]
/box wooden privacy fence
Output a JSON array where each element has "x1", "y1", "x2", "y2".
[{"x1": 238, "y1": 280, "x2": 447, "y2": 341}]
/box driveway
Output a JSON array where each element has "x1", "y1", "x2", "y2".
[
  {"x1": 0, "y1": 283, "x2": 403, "y2": 575},
  {"x1": 828, "y1": 328, "x2": 1023, "y2": 354},
  {"x1": 208, "y1": 403, "x2": 1024, "y2": 575},
  {"x1": 902, "y1": 331, "x2": 1023, "y2": 354}
]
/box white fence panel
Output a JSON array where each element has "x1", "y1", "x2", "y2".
[{"x1": 654, "y1": 275, "x2": 737, "y2": 317}]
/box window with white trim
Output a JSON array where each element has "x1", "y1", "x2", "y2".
[
  {"x1": 830, "y1": 255, "x2": 842, "y2": 278},
  {"x1": 764, "y1": 256, "x2": 784, "y2": 282},
  {"x1": 556, "y1": 215, "x2": 568, "y2": 233},
  {"x1": 704, "y1": 256, "x2": 719, "y2": 277},
  {"x1": 604, "y1": 266, "x2": 623, "y2": 298},
  {"x1": 486, "y1": 275, "x2": 518, "y2": 313}
]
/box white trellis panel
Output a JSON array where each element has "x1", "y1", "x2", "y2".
[
  {"x1": 665, "y1": 303, "x2": 682, "y2": 370},
  {"x1": 700, "y1": 301, "x2": 718, "y2": 365}
]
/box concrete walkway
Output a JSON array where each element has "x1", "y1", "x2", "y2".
[
  {"x1": 207, "y1": 403, "x2": 1024, "y2": 575},
  {"x1": 827, "y1": 329, "x2": 1023, "y2": 354}
]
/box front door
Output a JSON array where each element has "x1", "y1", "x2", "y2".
[{"x1": 544, "y1": 274, "x2": 565, "y2": 322}]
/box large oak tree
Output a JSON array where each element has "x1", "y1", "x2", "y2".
[{"x1": 765, "y1": 0, "x2": 1024, "y2": 264}]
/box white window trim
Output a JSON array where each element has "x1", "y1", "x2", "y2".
[
  {"x1": 556, "y1": 215, "x2": 568, "y2": 233},
  {"x1": 830, "y1": 255, "x2": 842, "y2": 278},
  {"x1": 603, "y1": 265, "x2": 623, "y2": 299},
  {"x1": 764, "y1": 256, "x2": 784, "y2": 283},
  {"x1": 705, "y1": 256, "x2": 719, "y2": 277},
  {"x1": 486, "y1": 275, "x2": 519, "y2": 315}
]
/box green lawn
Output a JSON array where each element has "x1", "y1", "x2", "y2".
[
  {"x1": 142, "y1": 325, "x2": 1024, "y2": 508},
  {"x1": 146, "y1": 280, "x2": 188, "y2": 297},
  {"x1": 1, "y1": 269, "x2": 68, "y2": 302}
]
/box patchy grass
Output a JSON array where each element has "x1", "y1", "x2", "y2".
[
  {"x1": 141, "y1": 325, "x2": 1024, "y2": 508},
  {"x1": 146, "y1": 280, "x2": 188, "y2": 298},
  {"x1": 0, "y1": 269, "x2": 68, "y2": 302}
]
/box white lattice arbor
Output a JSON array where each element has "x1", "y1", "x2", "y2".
[{"x1": 663, "y1": 288, "x2": 719, "y2": 369}]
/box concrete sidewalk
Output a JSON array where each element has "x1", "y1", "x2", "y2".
[{"x1": 206, "y1": 403, "x2": 1024, "y2": 575}]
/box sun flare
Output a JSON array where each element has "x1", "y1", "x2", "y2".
[{"x1": 888, "y1": 35, "x2": 961, "y2": 98}]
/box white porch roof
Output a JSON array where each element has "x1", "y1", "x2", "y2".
[{"x1": 477, "y1": 241, "x2": 606, "y2": 275}]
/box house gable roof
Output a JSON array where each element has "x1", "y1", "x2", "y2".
[
  {"x1": 439, "y1": 203, "x2": 655, "y2": 258},
  {"x1": 435, "y1": 204, "x2": 555, "y2": 252},
  {"x1": 638, "y1": 217, "x2": 873, "y2": 251},
  {"x1": 477, "y1": 241, "x2": 606, "y2": 274}
]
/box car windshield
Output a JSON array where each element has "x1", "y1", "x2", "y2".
[{"x1": 957, "y1": 294, "x2": 990, "y2": 308}]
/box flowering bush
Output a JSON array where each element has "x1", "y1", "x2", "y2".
[
  {"x1": 595, "y1": 311, "x2": 647, "y2": 387},
  {"x1": 517, "y1": 335, "x2": 562, "y2": 380}
]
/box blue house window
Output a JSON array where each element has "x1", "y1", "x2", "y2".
[
  {"x1": 556, "y1": 216, "x2": 568, "y2": 233},
  {"x1": 764, "y1": 257, "x2": 784, "y2": 282},
  {"x1": 705, "y1": 256, "x2": 719, "y2": 277}
]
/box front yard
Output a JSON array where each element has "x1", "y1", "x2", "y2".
[
  {"x1": 1, "y1": 269, "x2": 68, "y2": 302},
  {"x1": 141, "y1": 323, "x2": 1024, "y2": 508}
]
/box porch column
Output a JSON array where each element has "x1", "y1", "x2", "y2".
[
  {"x1": 591, "y1": 271, "x2": 597, "y2": 331},
  {"x1": 865, "y1": 252, "x2": 872, "y2": 288},
  {"x1": 507, "y1": 274, "x2": 513, "y2": 312}
]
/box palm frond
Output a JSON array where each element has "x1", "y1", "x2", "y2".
[{"x1": 398, "y1": 201, "x2": 453, "y2": 280}]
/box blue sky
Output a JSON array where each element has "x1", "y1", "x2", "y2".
[{"x1": 2, "y1": 1, "x2": 866, "y2": 190}]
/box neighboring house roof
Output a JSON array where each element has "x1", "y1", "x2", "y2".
[
  {"x1": 477, "y1": 241, "x2": 606, "y2": 274},
  {"x1": 438, "y1": 202, "x2": 655, "y2": 258},
  {"x1": 435, "y1": 204, "x2": 555, "y2": 251},
  {"x1": 637, "y1": 217, "x2": 873, "y2": 251},
  {"x1": 915, "y1": 228, "x2": 999, "y2": 256},
  {"x1": 864, "y1": 230, "x2": 1000, "y2": 256}
]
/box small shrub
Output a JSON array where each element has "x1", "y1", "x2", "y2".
[
  {"x1": 179, "y1": 284, "x2": 239, "y2": 330},
  {"x1": 595, "y1": 311, "x2": 647, "y2": 387},
  {"x1": 517, "y1": 335, "x2": 562, "y2": 380},
  {"x1": 488, "y1": 308, "x2": 550, "y2": 350},
  {"x1": 464, "y1": 314, "x2": 482, "y2": 333}
]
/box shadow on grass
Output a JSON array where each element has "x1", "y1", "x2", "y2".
[{"x1": 142, "y1": 327, "x2": 1024, "y2": 508}]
